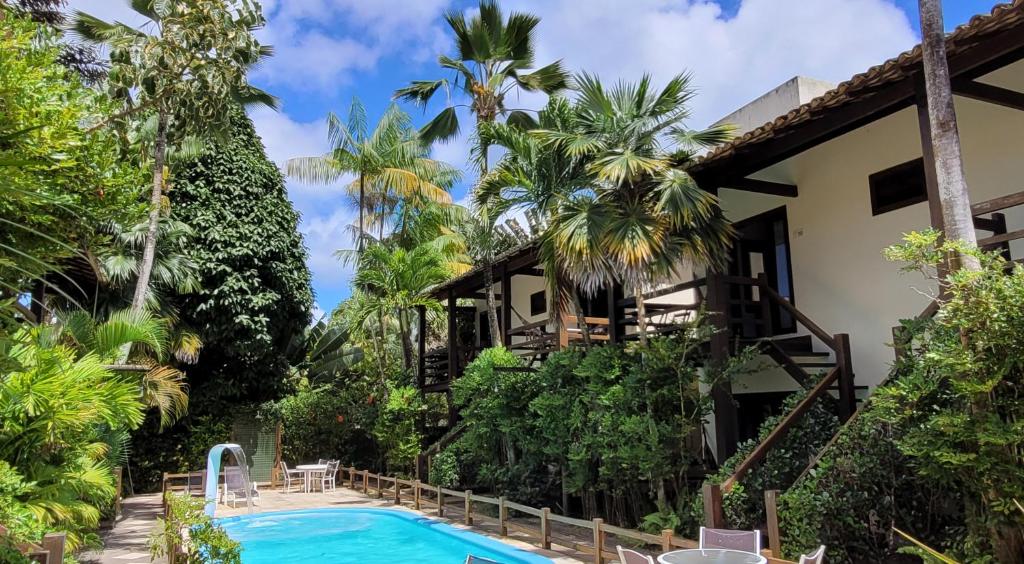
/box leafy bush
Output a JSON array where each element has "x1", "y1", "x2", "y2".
[
  {"x1": 428, "y1": 449, "x2": 460, "y2": 488},
  {"x1": 373, "y1": 385, "x2": 424, "y2": 474},
  {"x1": 150, "y1": 493, "x2": 241, "y2": 564}
]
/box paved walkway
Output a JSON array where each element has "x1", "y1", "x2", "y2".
[{"x1": 80, "y1": 494, "x2": 166, "y2": 564}]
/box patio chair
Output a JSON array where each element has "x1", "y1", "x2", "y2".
[
  {"x1": 617, "y1": 546, "x2": 655, "y2": 564},
  {"x1": 221, "y1": 466, "x2": 260, "y2": 508},
  {"x1": 320, "y1": 460, "x2": 339, "y2": 492},
  {"x1": 698, "y1": 526, "x2": 761, "y2": 553},
  {"x1": 798, "y1": 545, "x2": 826, "y2": 564},
  {"x1": 279, "y1": 461, "x2": 305, "y2": 493}
]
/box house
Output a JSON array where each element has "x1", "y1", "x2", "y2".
[{"x1": 417, "y1": 0, "x2": 1024, "y2": 466}]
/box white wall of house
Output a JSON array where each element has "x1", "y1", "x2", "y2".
[{"x1": 714, "y1": 76, "x2": 835, "y2": 136}]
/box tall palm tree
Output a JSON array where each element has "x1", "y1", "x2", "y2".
[
  {"x1": 396, "y1": 0, "x2": 568, "y2": 343},
  {"x1": 532, "y1": 73, "x2": 735, "y2": 344},
  {"x1": 351, "y1": 245, "x2": 448, "y2": 375},
  {"x1": 287, "y1": 99, "x2": 457, "y2": 251},
  {"x1": 394, "y1": 0, "x2": 568, "y2": 170}
]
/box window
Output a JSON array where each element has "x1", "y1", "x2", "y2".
[
  {"x1": 529, "y1": 291, "x2": 546, "y2": 316},
  {"x1": 869, "y1": 158, "x2": 927, "y2": 215}
]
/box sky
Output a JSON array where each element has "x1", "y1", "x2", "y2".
[{"x1": 65, "y1": 0, "x2": 988, "y2": 317}]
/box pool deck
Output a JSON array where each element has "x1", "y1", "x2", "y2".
[{"x1": 83, "y1": 487, "x2": 587, "y2": 563}]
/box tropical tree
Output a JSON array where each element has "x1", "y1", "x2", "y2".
[
  {"x1": 287, "y1": 99, "x2": 458, "y2": 251},
  {"x1": 532, "y1": 73, "x2": 734, "y2": 343},
  {"x1": 395, "y1": 0, "x2": 568, "y2": 339},
  {"x1": 349, "y1": 245, "x2": 449, "y2": 375},
  {"x1": 73, "y1": 0, "x2": 274, "y2": 312},
  {"x1": 284, "y1": 319, "x2": 364, "y2": 388}
]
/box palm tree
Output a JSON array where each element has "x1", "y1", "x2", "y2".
[
  {"x1": 396, "y1": 0, "x2": 568, "y2": 342},
  {"x1": 351, "y1": 244, "x2": 449, "y2": 375},
  {"x1": 532, "y1": 73, "x2": 735, "y2": 344},
  {"x1": 394, "y1": 0, "x2": 568, "y2": 170},
  {"x1": 73, "y1": 0, "x2": 273, "y2": 313},
  {"x1": 287, "y1": 99, "x2": 457, "y2": 251},
  {"x1": 284, "y1": 319, "x2": 363, "y2": 388}
]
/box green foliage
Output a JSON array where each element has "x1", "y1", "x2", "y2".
[
  {"x1": 373, "y1": 385, "x2": 424, "y2": 474},
  {"x1": 0, "y1": 10, "x2": 139, "y2": 293},
  {"x1": 258, "y1": 386, "x2": 378, "y2": 469},
  {"x1": 171, "y1": 109, "x2": 313, "y2": 402},
  {"x1": 428, "y1": 449, "x2": 461, "y2": 488},
  {"x1": 877, "y1": 231, "x2": 1024, "y2": 561},
  {"x1": 128, "y1": 412, "x2": 235, "y2": 493},
  {"x1": 150, "y1": 493, "x2": 241, "y2": 564},
  {"x1": 0, "y1": 327, "x2": 146, "y2": 550},
  {"x1": 0, "y1": 461, "x2": 46, "y2": 548},
  {"x1": 704, "y1": 388, "x2": 839, "y2": 531}
]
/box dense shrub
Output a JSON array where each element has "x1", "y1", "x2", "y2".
[
  {"x1": 150, "y1": 493, "x2": 241, "y2": 564},
  {"x1": 428, "y1": 449, "x2": 460, "y2": 488}
]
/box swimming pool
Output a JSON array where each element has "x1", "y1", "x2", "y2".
[{"x1": 218, "y1": 508, "x2": 553, "y2": 563}]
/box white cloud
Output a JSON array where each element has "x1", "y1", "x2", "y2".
[
  {"x1": 512, "y1": 0, "x2": 917, "y2": 128},
  {"x1": 301, "y1": 208, "x2": 358, "y2": 287}
]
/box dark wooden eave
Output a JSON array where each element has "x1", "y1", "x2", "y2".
[{"x1": 430, "y1": 240, "x2": 541, "y2": 299}]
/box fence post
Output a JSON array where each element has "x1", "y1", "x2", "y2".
[
  {"x1": 464, "y1": 490, "x2": 473, "y2": 525},
  {"x1": 437, "y1": 485, "x2": 445, "y2": 517},
  {"x1": 765, "y1": 489, "x2": 782, "y2": 558},
  {"x1": 592, "y1": 518, "x2": 605, "y2": 564},
  {"x1": 376, "y1": 475, "x2": 384, "y2": 499},
  {"x1": 661, "y1": 529, "x2": 673, "y2": 553},
  {"x1": 162, "y1": 472, "x2": 169, "y2": 509},
  {"x1": 349, "y1": 467, "x2": 356, "y2": 489},
  {"x1": 498, "y1": 496, "x2": 508, "y2": 536},
  {"x1": 394, "y1": 478, "x2": 402, "y2": 505},
  {"x1": 414, "y1": 480, "x2": 421, "y2": 510},
  {"x1": 541, "y1": 507, "x2": 551, "y2": 549},
  {"x1": 702, "y1": 483, "x2": 725, "y2": 528},
  {"x1": 41, "y1": 532, "x2": 66, "y2": 564},
  {"x1": 362, "y1": 470, "x2": 368, "y2": 494},
  {"x1": 835, "y1": 333, "x2": 855, "y2": 421}
]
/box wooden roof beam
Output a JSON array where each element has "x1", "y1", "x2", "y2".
[
  {"x1": 953, "y1": 78, "x2": 1024, "y2": 111},
  {"x1": 721, "y1": 178, "x2": 798, "y2": 197}
]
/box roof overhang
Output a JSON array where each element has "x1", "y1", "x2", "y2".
[
  {"x1": 430, "y1": 241, "x2": 541, "y2": 299},
  {"x1": 689, "y1": 1, "x2": 1024, "y2": 190}
]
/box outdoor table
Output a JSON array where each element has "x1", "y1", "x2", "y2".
[
  {"x1": 657, "y1": 549, "x2": 767, "y2": 564},
  {"x1": 294, "y1": 464, "x2": 328, "y2": 493}
]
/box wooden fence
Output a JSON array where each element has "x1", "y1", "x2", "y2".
[
  {"x1": 0, "y1": 525, "x2": 66, "y2": 564},
  {"x1": 339, "y1": 467, "x2": 793, "y2": 564}
]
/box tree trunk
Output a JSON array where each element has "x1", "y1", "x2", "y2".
[
  {"x1": 571, "y1": 289, "x2": 592, "y2": 346},
  {"x1": 358, "y1": 175, "x2": 365, "y2": 252},
  {"x1": 131, "y1": 110, "x2": 169, "y2": 312},
  {"x1": 918, "y1": 0, "x2": 980, "y2": 271},
  {"x1": 483, "y1": 259, "x2": 502, "y2": 348},
  {"x1": 635, "y1": 289, "x2": 648, "y2": 345},
  {"x1": 398, "y1": 310, "x2": 413, "y2": 374}
]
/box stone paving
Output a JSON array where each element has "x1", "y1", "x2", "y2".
[{"x1": 81, "y1": 486, "x2": 586, "y2": 563}]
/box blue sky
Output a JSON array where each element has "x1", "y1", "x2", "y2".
[{"x1": 68, "y1": 0, "x2": 987, "y2": 317}]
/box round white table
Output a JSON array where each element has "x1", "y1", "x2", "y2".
[
  {"x1": 294, "y1": 464, "x2": 328, "y2": 493},
  {"x1": 657, "y1": 549, "x2": 767, "y2": 564}
]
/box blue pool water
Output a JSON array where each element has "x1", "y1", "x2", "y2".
[{"x1": 218, "y1": 508, "x2": 552, "y2": 564}]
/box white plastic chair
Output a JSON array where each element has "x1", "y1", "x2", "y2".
[
  {"x1": 320, "y1": 460, "x2": 339, "y2": 492},
  {"x1": 279, "y1": 461, "x2": 305, "y2": 493},
  {"x1": 221, "y1": 466, "x2": 260, "y2": 508},
  {"x1": 799, "y1": 545, "x2": 826, "y2": 564},
  {"x1": 698, "y1": 526, "x2": 761, "y2": 553},
  {"x1": 617, "y1": 545, "x2": 655, "y2": 563}
]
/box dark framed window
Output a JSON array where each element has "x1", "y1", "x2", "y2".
[
  {"x1": 529, "y1": 291, "x2": 546, "y2": 316},
  {"x1": 869, "y1": 158, "x2": 927, "y2": 215}
]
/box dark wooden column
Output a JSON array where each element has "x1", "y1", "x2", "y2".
[
  {"x1": 447, "y1": 290, "x2": 458, "y2": 382},
  {"x1": 706, "y1": 271, "x2": 739, "y2": 463},
  {"x1": 607, "y1": 280, "x2": 623, "y2": 343},
  {"x1": 501, "y1": 266, "x2": 512, "y2": 347},
  {"x1": 416, "y1": 305, "x2": 426, "y2": 391},
  {"x1": 916, "y1": 83, "x2": 948, "y2": 234},
  {"x1": 834, "y1": 333, "x2": 856, "y2": 422}
]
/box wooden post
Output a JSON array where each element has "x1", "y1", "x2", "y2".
[
  {"x1": 707, "y1": 272, "x2": 739, "y2": 462},
  {"x1": 376, "y1": 475, "x2": 384, "y2": 499},
  {"x1": 41, "y1": 532, "x2": 65, "y2": 564},
  {"x1": 417, "y1": 305, "x2": 427, "y2": 390},
  {"x1": 757, "y1": 273, "x2": 773, "y2": 337},
  {"x1": 350, "y1": 467, "x2": 356, "y2": 489},
  {"x1": 540, "y1": 507, "x2": 551, "y2": 549},
  {"x1": 272, "y1": 423, "x2": 282, "y2": 489},
  {"x1": 464, "y1": 490, "x2": 473, "y2": 525},
  {"x1": 592, "y1": 518, "x2": 605, "y2": 564},
  {"x1": 447, "y1": 290, "x2": 458, "y2": 382},
  {"x1": 161, "y1": 472, "x2": 169, "y2": 509},
  {"x1": 394, "y1": 478, "x2": 402, "y2": 505},
  {"x1": 362, "y1": 470, "x2": 368, "y2": 494},
  {"x1": 834, "y1": 333, "x2": 856, "y2": 421},
  {"x1": 702, "y1": 483, "x2": 725, "y2": 528},
  {"x1": 414, "y1": 480, "x2": 421, "y2": 510},
  {"x1": 501, "y1": 265, "x2": 512, "y2": 346},
  {"x1": 113, "y1": 466, "x2": 123, "y2": 519},
  {"x1": 437, "y1": 485, "x2": 445, "y2": 517},
  {"x1": 661, "y1": 529, "x2": 673, "y2": 553},
  {"x1": 557, "y1": 311, "x2": 569, "y2": 349},
  {"x1": 765, "y1": 490, "x2": 782, "y2": 558},
  {"x1": 498, "y1": 496, "x2": 508, "y2": 536}
]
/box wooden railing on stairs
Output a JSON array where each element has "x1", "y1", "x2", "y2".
[{"x1": 0, "y1": 526, "x2": 65, "y2": 564}]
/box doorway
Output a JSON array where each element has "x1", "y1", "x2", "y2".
[{"x1": 728, "y1": 206, "x2": 796, "y2": 338}]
